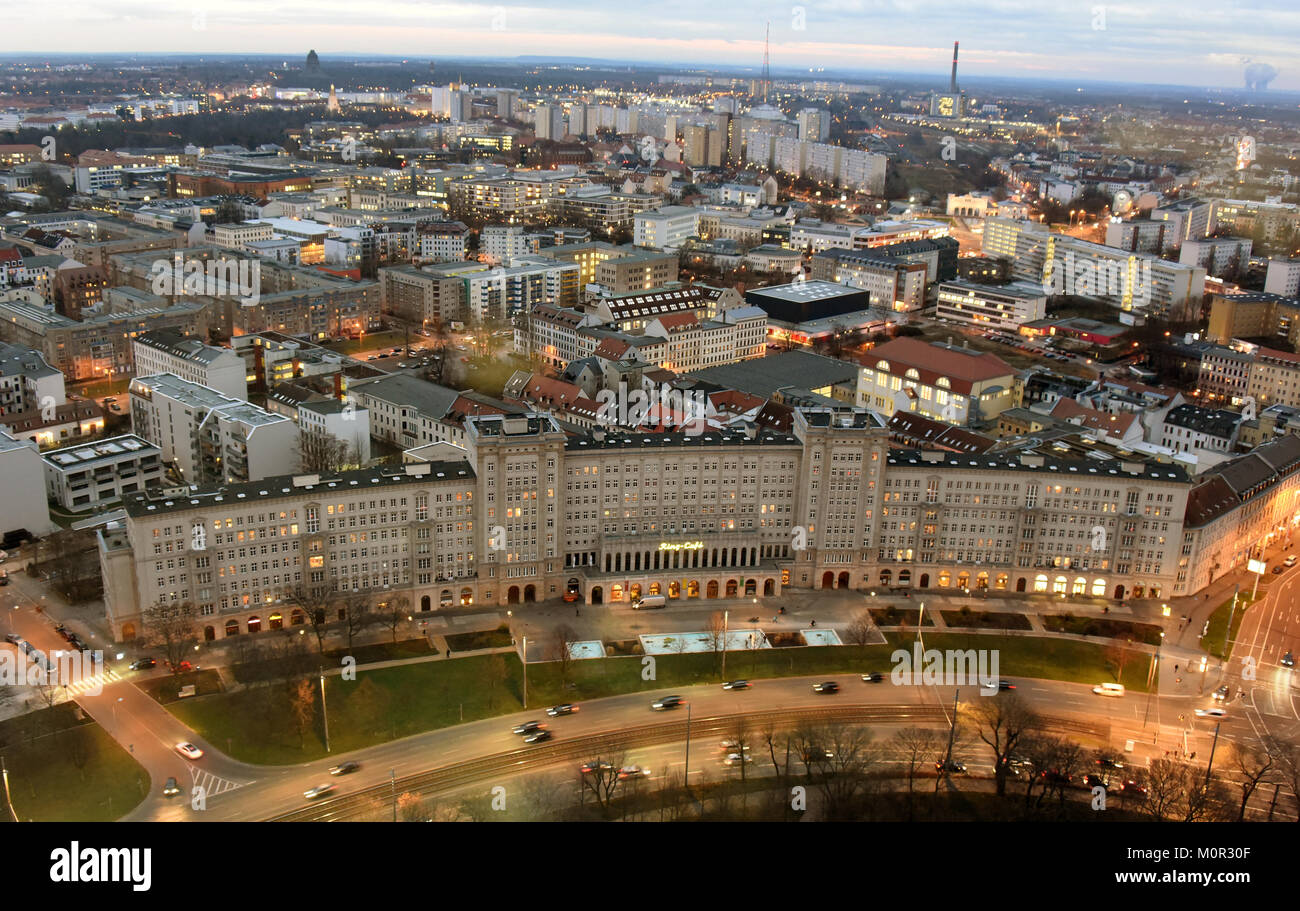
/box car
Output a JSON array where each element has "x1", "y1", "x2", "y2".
[
  {"x1": 861, "y1": 673, "x2": 884, "y2": 683},
  {"x1": 162, "y1": 777, "x2": 181, "y2": 797},
  {"x1": 512, "y1": 720, "x2": 545, "y2": 735},
  {"x1": 174, "y1": 742, "x2": 203, "y2": 760},
  {"x1": 801, "y1": 747, "x2": 834, "y2": 762},
  {"x1": 580, "y1": 760, "x2": 614, "y2": 775},
  {"x1": 1092, "y1": 683, "x2": 1125, "y2": 697},
  {"x1": 998, "y1": 680, "x2": 1016, "y2": 690},
  {"x1": 562, "y1": 591, "x2": 580, "y2": 602},
  {"x1": 812, "y1": 681, "x2": 839, "y2": 694},
  {"x1": 1119, "y1": 779, "x2": 1148, "y2": 796},
  {"x1": 1040, "y1": 768, "x2": 1072, "y2": 785},
  {"x1": 522, "y1": 729, "x2": 551, "y2": 744},
  {"x1": 1274, "y1": 566, "x2": 1285, "y2": 574},
  {"x1": 935, "y1": 759, "x2": 967, "y2": 774},
  {"x1": 390, "y1": 347, "x2": 402, "y2": 353},
  {"x1": 546, "y1": 703, "x2": 577, "y2": 716},
  {"x1": 1212, "y1": 685, "x2": 1230, "y2": 701},
  {"x1": 329, "y1": 761, "x2": 361, "y2": 776},
  {"x1": 1194, "y1": 707, "x2": 1227, "y2": 718},
  {"x1": 129, "y1": 657, "x2": 156, "y2": 670},
  {"x1": 722, "y1": 679, "x2": 750, "y2": 690},
  {"x1": 1096, "y1": 756, "x2": 1125, "y2": 770},
  {"x1": 303, "y1": 784, "x2": 336, "y2": 800},
  {"x1": 1283, "y1": 652, "x2": 1295, "y2": 668},
  {"x1": 103, "y1": 397, "x2": 117, "y2": 404},
  {"x1": 718, "y1": 740, "x2": 751, "y2": 753},
  {"x1": 722, "y1": 752, "x2": 754, "y2": 767},
  {"x1": 1286, "y1": 555, "x2": 1298, "y2": 568},
  {"x1": 169, "y1": 660, "x2": 195, "y2": 673},
  {"x1": 3, "y1": 633, "x2": 21, "y2": 645},
  {"x1": 366, "y1": 355, "x2": 378, "y2": 361},
  {"x1": 1083, "y1": 773, "x2": 1110, "y2": 789},
  {"x1": 617, "y1": 765, "x2": 651, "y2": 780},
  {"x1": 651, "y1": 695, "x2": 684, "y2": 711}
]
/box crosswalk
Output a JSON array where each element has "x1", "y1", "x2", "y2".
[{"x1": 61, "y1": 668, "x2": 123, "y2": 698}]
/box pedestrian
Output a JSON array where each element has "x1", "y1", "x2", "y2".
[
  {"x1": 1174, "y1": 664, "x2": 1179, "y2": 672},
  {"x1": 575, "y1": 607, "x2": 580, "y2": 617},
  {"x1": 810, "y1": 619, "x2": 816, "y2": 627},
  {"x1": 446, "y1": 647, "x2": 452, "y2": 657}
]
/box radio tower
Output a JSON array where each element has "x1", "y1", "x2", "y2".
[{"x1": 761, "y1": 22, "x2": 770, "y2": 103}]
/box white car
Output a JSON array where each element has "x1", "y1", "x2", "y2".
[
  {"x1": 303, "y1": 784, "x2": 336, "y2": 800},
  {"x1": 174, "y1": 742, "x2": 204, "y2": 760},
  {"x1": 1092, "y1": 683, "x2": 1125, "y2": 697},
  {"x1": 1194, "y1": 707, "x2": 1227, "y2": 718}
]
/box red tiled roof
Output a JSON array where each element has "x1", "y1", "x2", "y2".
[
  {"x1": 1050, "y1": 398, "x2": 1138, "y2": 437},
  {"x1": 865, "y1": 337, "x2": 1014, "y2": 395}
]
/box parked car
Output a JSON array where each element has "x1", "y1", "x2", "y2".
[
  {"x1": 329, "y1": 761, "x2": 361, "y2": 776},
  {"x1": 129, "y1": 657, "x2": 156, "y2": 671},
  {"x1": 169, "y1": 660, "x2": 195, "y2": 673},
  {"x1": 1120, "y1": 779, "x2": 1148, "y2": 796},
  {"x1": 303, "y1": 784, "x2": 336, "y2": 800},
  {"x1": 936, "y1": 759, "x2": 967, "y2": 774},
  {"x1": 562, "y1": 590, "x2": 580, "y2": 602}
]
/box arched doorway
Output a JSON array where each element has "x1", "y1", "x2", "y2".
[
  {"x1": 1015, "y1": 577, "x2": 1026, "y2": 593},
  {"x1": 669, "y1": 581, "x2": 680, "y2": 598},
  {"x1": 1131, "y1": 585, "x2": 1145, "y2": 599},
  {"x1": 837, "y1": 571, "x2": 850, "y2": 589},
  {"x1": 919, "y1": 573, "x2": 929, "y2": 588},
  {"x1": 224, "y1": 620, "x2": 240, "y2": 637},
  {"x1": 899, "y1": 569, "x2": 912, "y2": 585},
  {"x1": 460, "y1": 588, "x2": 473, "y2": 606},
  {"x1": 648, "y1": 582, "x2": 661, "y2": 596},
  {"x1": 269, "y1": 612, "x2": 283, "y2": 630},
  {"x1": 421, "y1": 595, "x2": 431, "y2": 611},
  {"x1": 938, "y1": 571, "x2": 952, "y2": 588},
  {"x1": 1034, "y1": 575, "x2": 1048, "y2": 593},
  {"x1": 524, "y1": 584, "x2": 536, "y2": 603},
  {"x1": 687, "y1": 580, "x2": 700, "y2": 598},
  {"x1": 726, "y1": 579, "x2": 739, "y2": 597},
  {"x1": 591, "y1": 586, "x2": 604, "y2": 604},
  {"x1": 763, "y1": 579, "x2": 775, "y2": 596},
  {"x1": 995, "y1": 573, "x2": 1008, "y2": 590},
  {"x1": 879, "y1": 569, "x2": 892, "y2": 586},
  {"x1": 956, "y1": 572, "x2": 970, "y2": 591},
  {"x1": 441, "y1": 590, "x2": 453, "y2": 608},
  {"x1": 611, "y1": 584, "x2": 624, "y2": 602},
  {"x1": 821, "y1": 571, "x2": 834, "y2": 589},
  {"x1": 629, "y1": 584, "x2": 642, "y2": 601},
  {"x1": 247, "y1": 616, "x2": 261, "y2": 634},
  {"x1": 121, "y1": 622, "x2": 136, "y2": 641},
  {"x1": 1113, "y1": 584, "x2": 1124, "y2": 600},
  {"x1": 291, "y1": 609, "x2": 306, "y2": 625},
  {"x1": 203, "y1": 626, "x2": 215, "y2": 642},
  {"x1": 707, "y1": 580, "x2": 719, "y2": 599},
  {"x1": 975, "y1": 572, "x2": 988, "y2": 591},
  {"x1": 507, "y1": 586, "x2": 520, "y2": 604},
  {"x1": 744, "y1": 579, "x2": 756, "y2": 596}
]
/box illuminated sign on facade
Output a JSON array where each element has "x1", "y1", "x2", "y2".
[{"x1": 658, "y1": 541, "x2": 704, "y2": 552}]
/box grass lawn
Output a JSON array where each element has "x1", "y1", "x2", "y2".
[
  {"x1": 940, "y1": 610, "x2": 1033, "y2": 631},
  {"x1": 870, "y1": 606, "x2": 934, "y2": 627},
  {"x1": 165, "y1": 630, "x2": 1151, "y2": 765},
  {"x1": 323, "y1": 638, "x2": 436, "y2": 664},
  {"x1": 0, "y1": 704, "x2": 145, "y2": 821},
  {"x1": 323, "y1": 330, "x2": 407, "y2": 356},
  {"x1": 1042, "y1": 614, "x2": 1164, "y2": 646},
  {"x1": 1200, "y1": 591, "x2": 1258, "y2": 660},
  {"x1": 445, "y1": 623, "x2": 512, "y2": 651}
]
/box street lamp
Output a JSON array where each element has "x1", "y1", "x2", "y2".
[{"x1": 320, "y1": 667, "x2": 330, "y2": 753}]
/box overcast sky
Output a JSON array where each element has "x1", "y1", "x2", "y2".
[{"x1": 13, "y1": 0, "x2": 1298, "y2": 91}]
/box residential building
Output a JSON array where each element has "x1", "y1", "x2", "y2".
[{"x1": 42, "y1": 434, "x2": 163, "y2": 511}]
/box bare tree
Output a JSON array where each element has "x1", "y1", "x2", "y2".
[
  {"x1": 844, "y1": 610, "x2": 876, "y2": 647},
  {"x1": 964, "y1": 693, "x2": 1040, "y2": 797},
  {"x1": 141, "y1": 602, "x2": 199, "y2": 673},
  {"x1": 373, "y1": 595, "x2": 410, "y2": 644},
  {"x1": 337, "y1": 589, "x2": 376, "y2": 652},
  {"x1": 285, "y1": 584, "x2": 332, "y2": 654},
  {"x1": 288, "y1": 677, "x2": 316, "y2": 750},
  {"x1": 892, "y1": 726, "x2": 946, "y2": 820},
  {"x1": 1143, "y1": 758, "x2": 1188, "y2": 820},
  {"x1": 577, "y1": 751, "x2": 626, "y2": 819},
  {"x1": 552, "y1": 623, "x2": 579, "y2": 687},
  {"x1": 705, "y1": 611, "x2": 726, "y2": 675},
  {"x1": 1270, "y1": 741, "x2": 1300, "y2": 822},
  {"x1": 297, "y1": 430, "x2": 357, "y2": 475},
  {"x1": 1231, "y1": 741, "x2": 1275, "y2": 822},
  {"x1": 816, "y1": 724, "x2": 881, "y2": 821}
]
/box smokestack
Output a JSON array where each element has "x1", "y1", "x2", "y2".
[{"x1": 950, "y1": 41, "x2": 959, "y2": 92}]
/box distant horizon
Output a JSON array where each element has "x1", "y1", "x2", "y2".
[{"x1": 2, "y1": 1, "x2": 1293, "y2": 92}]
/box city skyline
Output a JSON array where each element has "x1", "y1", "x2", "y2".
[{"x1": 10, "y1": 0, "x2": 1297, "y2": 92}]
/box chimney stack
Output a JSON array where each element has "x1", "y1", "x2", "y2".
[{"x1": 950, "y1": 41, "x2": 959, "y2": 92}]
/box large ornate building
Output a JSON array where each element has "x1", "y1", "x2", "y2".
[{"x1": 94, "y1": 408, "x2": 1295, "y2": 644}]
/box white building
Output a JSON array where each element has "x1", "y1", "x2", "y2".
[
  {"x1": 0, "y1": 427, "x2": 55, "y2": 536},
  {"x1": 935, "y1": 280, "x2": 1048, "y2": 332},
  {"x1": 0, "y1": 342, "x2": 65, "y2": 417},
  {"x1": 42, "y1": 434, "x2": 163, "y2": 511},
  {"x1": 132, "y1": 330, "x2": 248, "y2": 401},
  {"x1": 1264, "y1": 258, "x2": 1300, "y2": 297},
  {"x1": 633, "y1": 206, "x2": 700, "y2": 250},
  {"x1": 129, "y1": 374, "x2": 298, "y2": 485}
]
